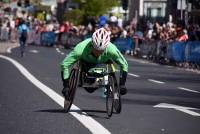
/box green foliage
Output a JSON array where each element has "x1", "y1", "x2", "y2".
[
  {"x1": 69, "y1": 0, "x2": 118, "y2": 24},
  {"x1": 35, "y1": 4, "x2": 51, "y2": 13},
  {"x1": 63, "y1": 9, "x2": 84, "y2": 25},
  {"x1": 2, "y1": 0, "x2": 12, "y2": 3},
  {"x1": 30, "y1": 0, "x2": 41, "y2": 6},
  {"x1": 73, "y1": 0, "x2": 119, "y2": 17},
  {"x1": 36, "y1": 12, "x2": 45, "y2": 21}
]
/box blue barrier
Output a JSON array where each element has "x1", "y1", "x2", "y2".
[
  {"x1": 40, "y1": 32, "x2": 56, "y2": 46},
  {"x1": 113, "y1": 37, "x2": 134, "y2": 53},
  {"x1": 167, "y1": 41, "x2": 186, "y2": 62},
  {"x1": 185, "y1": 41, "x2": 200, "y2": 64}
]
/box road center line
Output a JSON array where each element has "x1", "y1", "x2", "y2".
[
  {"x1": 0, "y1": 55, "x2": 111, "y2": 134},
  {"x1": 56, "y1": 48, "x2": 65, "y2": 55},
  {"x1": 29, "y1": 50, "x2": 39, "y2": 53},
  {"x1": 116, "y1": 70, "x2": 140, "y2": 78},
  {"x1": 148, "y1": 79, "x2": 165, "y2": 84},
  {"x1": 128, "y1": 73, "x2": 140, "y2": 77},
  {"x1": 56, "y1": 48, "x2": 61, "y2": 53},
  {"x1": 154, "y1": 103, "x2": 200, "y2": 117},
  {"x1": 178, "y1": 87, "x2": 200, "y2": 93}
]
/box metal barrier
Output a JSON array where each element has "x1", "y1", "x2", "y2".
[
  {"x1": 113, "y1": 37, "x2": 134, "y2": 54},
  {"x1": 40, "y1": 32, "x2": 56, "y2": 46},
  {"x1": 0, "y1": 27, "x2": 9, "y2": 41},
  {"x1": 136, "y1": 40, "x2": 199, "y2": 67},
  {"x1": 167, "y1": 41, "x2": 186, "y2": 63},
  {"x1": 60, "y1": 33, "x2": 83, "y2": 48},
  {"x1": 139, "y1": 40, "x2": 156, "y2": 59},
  {"x1": 185, "y1": 41, "x2": 200, "y2": 64}
]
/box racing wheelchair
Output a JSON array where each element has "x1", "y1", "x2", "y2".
[{"x1": 64, "y1": 61, "x2": 121, "y2": 117}]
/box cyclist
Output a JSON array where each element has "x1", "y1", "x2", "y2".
[
  {"x1": 60, "y1": 28, "x2": 128, "y2": 99},
  {"x1": 17, "y1": 19, "x2": 29, "y2": 57}
]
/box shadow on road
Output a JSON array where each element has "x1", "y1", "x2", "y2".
[
  {"x1": 35, "y1": 109, "x2": 67, "y2": 113},
  {"x1": 35, "y1": 109, "x2": 110, "y2": 119}
]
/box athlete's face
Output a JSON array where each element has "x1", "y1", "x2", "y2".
[{"x1": 91, "y1": 48, "x2": 104, "y2": 57}]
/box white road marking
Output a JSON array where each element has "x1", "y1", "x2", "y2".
[
  {"x1": 56, "y1": 48, "x2": 65, "y2": 55},
  {"x1": 126, "y1": 57, "x2": 158, "y2": 65},
  {"x1": 154, "y1": 103, "x2": 200, "y2": 117},
  {"x1": 56, "y1": 48, "x2": 60, "y2": 52},
  {"x1": 29, "y1": 50, "x2": 39, "y2": 53},
  {"x1": 0, "y1": 55, "x2": 111, "y2": 134},
  {"x1": 165, "y1": 65, "x2": 173, "y2": 68},
  {"x1": 128, "y1": 73, "x2": 140, "y2": 77},
  {"x1": 7, "y1": 47, "x2": 12, "y2": 53},
  {"x1": 148, "y1": 79, "x2": 165, "y2": 84},
  {"x1": 116, "y1": 70, "x2": 140, "y2": 78},
  {"x1": 178, "y1": 87, "x2": 200, "y2": 93},
  {"x1": 7, "y1": 45, "x2": 18, "y2": 53}
]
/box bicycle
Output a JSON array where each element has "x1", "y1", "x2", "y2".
[{"x1": 64, "y1": 61, "x2": 121, "y2": 118}]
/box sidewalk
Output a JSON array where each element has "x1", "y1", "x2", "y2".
[{"x1": 0, "y1": 41, "x2": 19, "y2": 53}]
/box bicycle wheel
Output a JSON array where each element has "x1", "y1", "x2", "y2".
[
  {"x1": 64, "y1": 68, "x2": 79, "y2": 112},
  {"x1": 112, "y1": 73, "x2": 121, "y2": 114},
  {"x1": 106, "y1": 76, "x2": 114, "y2": 117}
]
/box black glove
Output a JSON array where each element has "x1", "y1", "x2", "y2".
[
  {"x1": 63, "y1": 79, "x2": 69, "y2": 88},
  {"x1": 62, "y1": 80, "x2": 69, "y2": 99},
  {"x1": 61, "y1": 72, "x2": 69, "y2": 88},
  {"x1": 120, "y1": 71, "x2": 127, "y2": 86},
  {"x1": 119, "y1": 71, "x2": 127, "y2": 95},
  {"x1": 61, "y1": 72, "x2": 70, "y2": 98}
]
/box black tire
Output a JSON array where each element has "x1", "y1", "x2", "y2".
[
  {"x1": 112, "y1": 73, "x2": 121, "y2": 114},
  {"x1": 64, "y1": 68, "x2": 79, "y2": 112},
  {"x1": 106, "y1": 76, "x2": 114, "y2": 117}
]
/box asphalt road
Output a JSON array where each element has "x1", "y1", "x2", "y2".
[{"x1": 0, "y1": 45, "x2": 200, "y2": 134}]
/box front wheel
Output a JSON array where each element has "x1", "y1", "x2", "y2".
[
  {"x1": 106, "y1": 76, "x2": 114, "y2": 117},
  {"x1": 64, "y1": 68, "x2": 79, "y2": 112},
  {"x1": 112, "y1": 73, "x2": 121, "y2": 114}
]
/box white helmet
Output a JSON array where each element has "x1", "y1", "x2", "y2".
[{"x1": 92, "y1": 28, "x2": 110, "y2": 51}]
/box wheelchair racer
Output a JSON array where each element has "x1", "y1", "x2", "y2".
[{"x1": 60, "y1": 28, "x2": 128, "y2": 99}]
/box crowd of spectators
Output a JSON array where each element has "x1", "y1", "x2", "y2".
[{"x1": 1, "y1": 11, "x2": 200, "y2": 53}]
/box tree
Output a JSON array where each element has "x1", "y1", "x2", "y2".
[
  {"x1": 73, "y1": 0, "x2": 119, "y2": 17},
  {"x1": 63, "y1": 9, "x2": 84, "y2": 25},
  {"x1": 30, "y1": 0, "x2": 41, "y2": 6}
]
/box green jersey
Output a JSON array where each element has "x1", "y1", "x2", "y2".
[{"x1": 60, "y1": 38, "x2": 128, "y2": 80}]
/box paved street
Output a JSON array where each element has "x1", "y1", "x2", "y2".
[{"x1": 0, "y1": 44, "x2": 200, "y2": 134}]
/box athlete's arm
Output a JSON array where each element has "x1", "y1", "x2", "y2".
[
  {"x1": 60, "y1": 39, "x2": 91, "y2": 80},
  {"x1": 108, "y1": 43, "x2": 128, "y2": 73},
  {"x1": 60, "y1": 49, "x2": 79, "y2": 80},
  {"x1": 107, "y1": 43, "x2": 128, "y2": 87}
]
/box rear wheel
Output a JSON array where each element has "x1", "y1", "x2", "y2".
[{"x1": 64, "y1": 68, "x2": 79, "y2": 112}]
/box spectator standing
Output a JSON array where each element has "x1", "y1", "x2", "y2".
[
  {"x1": 10, "y1": 18, "x2": 17, "y2": 42},
  {"x1": 99, "y1": 15, "x2": 107, "y2": 27},
  {"x1": 178, "y1": 29, "x2": 188, "y2": 42}
]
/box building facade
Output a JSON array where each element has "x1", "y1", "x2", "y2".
[
  {"x1": 129, "y1": 0, "x2": 200, "y2": 24},
  {"x1": 129, "y1": 0, "x2": 167, "y2": 22}
]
